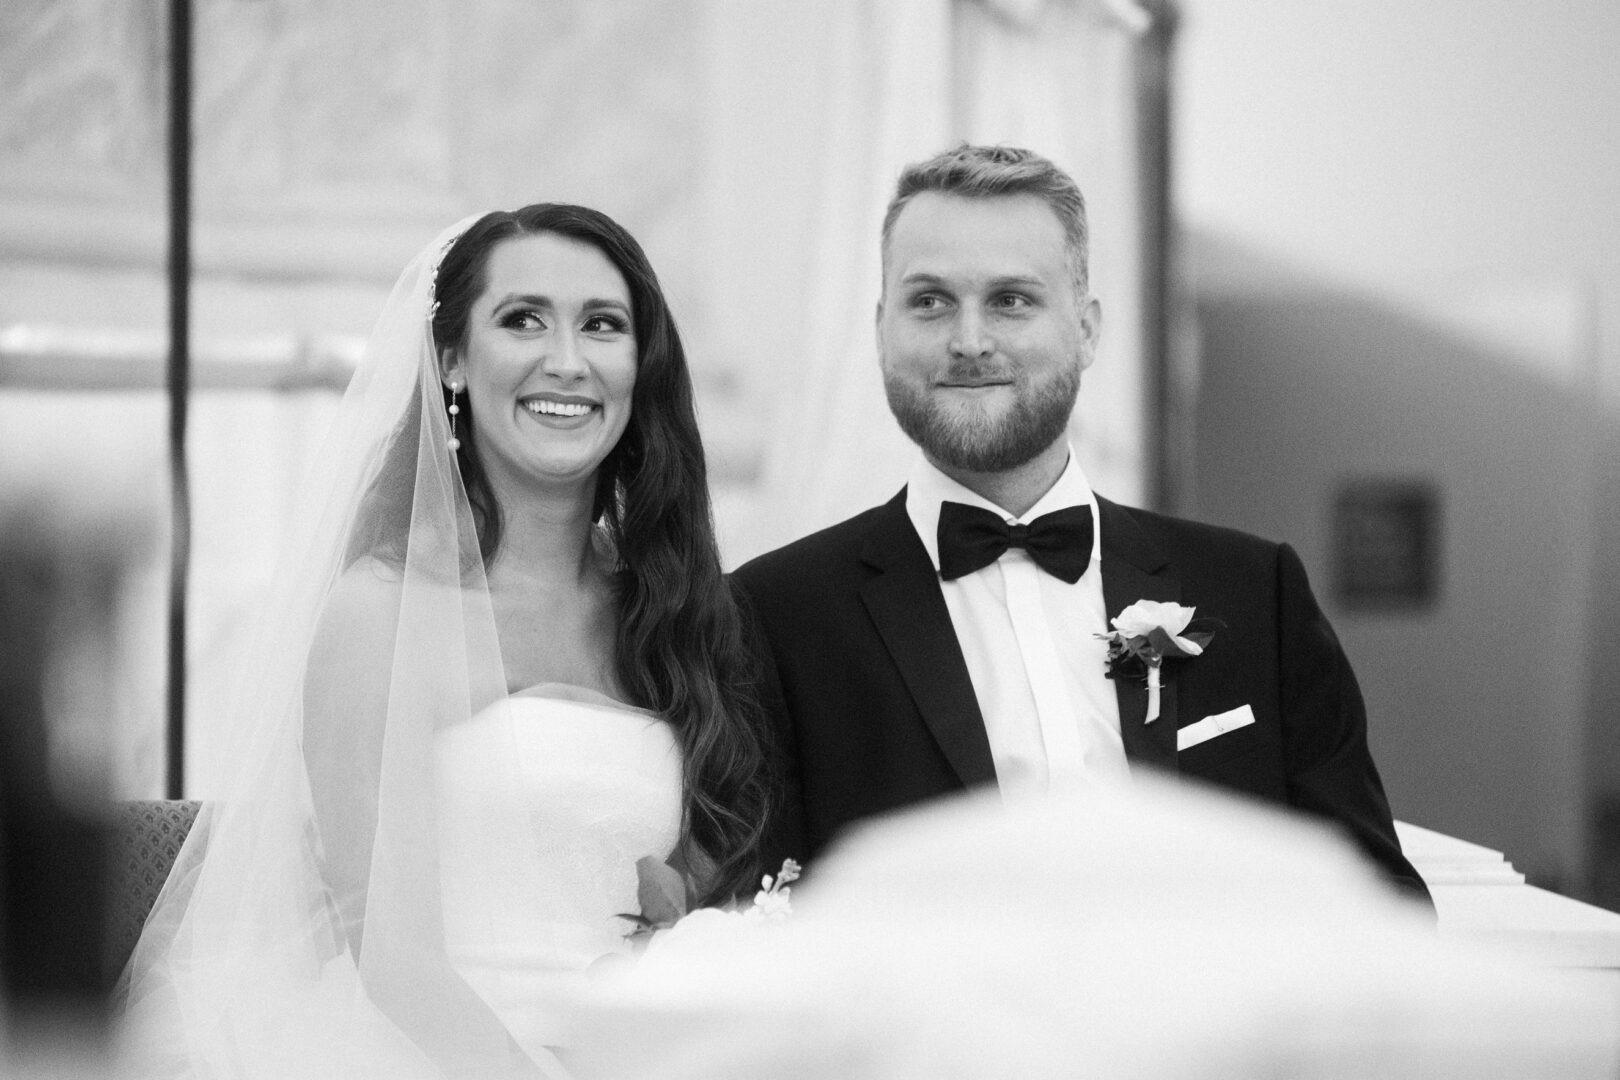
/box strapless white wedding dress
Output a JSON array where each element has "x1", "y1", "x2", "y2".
[{"x1": 435, "y1": 683, "x2": 682, "y2": 1063}]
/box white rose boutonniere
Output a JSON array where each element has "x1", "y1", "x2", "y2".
[{"x1": 1098, "y1": 600, "x2": 1222, "y2": 723}]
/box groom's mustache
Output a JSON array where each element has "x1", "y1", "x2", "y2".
[{"x1": 938, "y1": 363, "x2": 1018, "y2": 385}]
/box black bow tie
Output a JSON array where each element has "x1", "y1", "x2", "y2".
[{"x1": 936, "y1": 501, "x2": 1094, "y2": 584}]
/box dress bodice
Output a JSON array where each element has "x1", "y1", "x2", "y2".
[{"x1": 435, "y1": 683, "x2": 682, "y2": 1058}]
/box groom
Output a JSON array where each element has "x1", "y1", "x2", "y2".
[{"x1": 736, "y1": 144, "x2": 1427, "y2": 900}]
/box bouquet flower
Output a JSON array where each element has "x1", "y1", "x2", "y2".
[{"x1": 619, "y1": 857, "x2": 801, "y2": 955}]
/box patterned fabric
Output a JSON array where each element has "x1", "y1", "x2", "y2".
[{"x1": 110, "y1": 800, "x2": 202, "y2": 975}]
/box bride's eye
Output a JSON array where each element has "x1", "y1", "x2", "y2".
[
  {"x1": 501, "y1": 309, "x2": 547, "y2": 332},
  {"x1": 581, "y1": 314, "x2": 630, "y2": 336}
]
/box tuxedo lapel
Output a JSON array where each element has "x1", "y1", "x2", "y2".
[
  {"x1": 858, "y1": 492, "x2": 997, "y2": 789},
  {"x1": 1098, "y1": 498, "x2": 1180, "y2": 773}
]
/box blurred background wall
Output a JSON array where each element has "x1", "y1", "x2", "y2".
[
  {"x1": 1175, "y1": 1, "x2": 1620, "y2": 903},
  {"x1": 0, "y1": 0, "x2": 1163, "y2": 797},
  {"x1": 1, "y1": 0, "x2": 1616, "y2": 910}
]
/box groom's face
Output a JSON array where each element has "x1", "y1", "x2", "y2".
[{"x1": 877, "y1": 191, "x2": 1099, "y2": 475}]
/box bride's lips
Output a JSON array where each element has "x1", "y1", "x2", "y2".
[{"x1": 519, "y1": 392, "x2": 600, "y2": 427}]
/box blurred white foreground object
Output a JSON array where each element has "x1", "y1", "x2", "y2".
[
  {"x1": 1395, "y1": 820, "x2": 1620, "y2": 974},
  {"x1": 571, "y1": 776, "x2": 1620, "y2": 1080}
]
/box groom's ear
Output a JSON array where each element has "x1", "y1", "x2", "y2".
[{"x1": 1077, "y1": 296, "x2": 1102, "y2": 373}]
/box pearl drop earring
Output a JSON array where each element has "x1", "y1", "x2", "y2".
[{"x1": 447, "y1": 380, "x2": 462, "y2": 452}]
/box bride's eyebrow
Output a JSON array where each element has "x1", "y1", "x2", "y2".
[
  {"x1": 491, "y1": 293, "x2": 555, "y2": 309},
  {"x1": 489, "y1": 294, "x2": 630, "y2": 316}
]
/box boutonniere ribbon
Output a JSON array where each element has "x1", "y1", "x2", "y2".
[{"x1": 1098, "y1": 600, "x2": 1222, "y2": 723}]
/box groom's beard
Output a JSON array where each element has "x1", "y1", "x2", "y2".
[{"x1": 883, "y1": 360, "x2": 1080, "y2": 474}]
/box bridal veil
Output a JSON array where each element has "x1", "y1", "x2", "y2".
[{"x1": 118, "y1": 217, "x2": 566, "y2": 1078}]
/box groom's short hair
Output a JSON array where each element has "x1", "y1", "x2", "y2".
[{"x1": 880, "y1": 144, "x2": 1091, "y2": 295}]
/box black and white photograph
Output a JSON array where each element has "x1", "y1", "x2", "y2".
[{"x1": 3, "y1": 2, "x2": 1619, "y2": 1076}]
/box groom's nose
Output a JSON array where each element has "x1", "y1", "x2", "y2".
[{"x1": 948, "y1": 309, "x2": 994, "y2": 360}]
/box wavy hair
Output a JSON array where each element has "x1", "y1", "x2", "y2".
[{"x1": 418, "y1": 203, "x2": 773, "y2": 903}]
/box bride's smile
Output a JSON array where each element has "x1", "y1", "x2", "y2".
[{"x1": 522, "y1": 392, "x2": 599, "y2": 423}]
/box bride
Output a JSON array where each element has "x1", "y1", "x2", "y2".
[{"x1": 118, "y1": 204, "x2": 781, "y2": 1077}]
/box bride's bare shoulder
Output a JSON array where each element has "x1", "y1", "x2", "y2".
[
  {"x1": 304, "y1": 558, "x2": 411, "y2": 744},
  {"x1": 312, "y1": 556, "x2": 406, "y2": 648}
]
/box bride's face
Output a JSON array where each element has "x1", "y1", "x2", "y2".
[{"x1": 444, "y1": 231, "x2": 637, "y2": 499}]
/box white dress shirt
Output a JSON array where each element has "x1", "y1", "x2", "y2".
[{"x1": 905, "y1": 452, "x2": 1128, "y2": 801}]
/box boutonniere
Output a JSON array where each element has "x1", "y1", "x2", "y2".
[{"x1": 1097, "y1": 600, "x2": 1223, "y2": 723}]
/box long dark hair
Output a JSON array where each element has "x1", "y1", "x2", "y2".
[{"x1": 417, "y1": 203, "x2": 772, "y2": 903}]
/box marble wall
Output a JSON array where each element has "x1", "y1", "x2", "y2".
[{"x1": 0, "y1": 0, "x2": 705, "y2": 275}]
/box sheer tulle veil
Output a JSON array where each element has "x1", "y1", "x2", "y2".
[{"x1": 117, "y1": 217, "x2": 567, "y2": 1078}]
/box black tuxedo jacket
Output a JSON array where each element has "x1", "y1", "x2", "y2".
[{"x1": 735, "y1": 490, "x2": 1428, "y2": 902}]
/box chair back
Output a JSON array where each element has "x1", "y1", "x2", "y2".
[{"x1": 109, "y1": 800, "x2": 202, "y2": 975}]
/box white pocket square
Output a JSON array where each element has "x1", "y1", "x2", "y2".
[{"x1": 1177, "y1": 704, "x2": 1256, "y2": 751}]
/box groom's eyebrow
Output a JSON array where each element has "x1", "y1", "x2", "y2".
[
  {"x1": 898, "y1": 272, "x2": 1047, "y2": 290},
  {"x1": 984, "y1": 274, "x2": 1047, "y2": 291}
]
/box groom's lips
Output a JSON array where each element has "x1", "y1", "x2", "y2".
[{"x1": 938, "y1": 365, "x2": 1015, "y2": 388}]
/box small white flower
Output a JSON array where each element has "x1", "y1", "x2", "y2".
[{"x1": 748, "y1": 888, "x2": 794, "y2": 922}]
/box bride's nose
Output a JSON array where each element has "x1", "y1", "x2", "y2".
[{"x1": 539, "y1": 330, "x2": 587, "y2": 380}]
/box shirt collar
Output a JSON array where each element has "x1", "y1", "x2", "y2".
[{"x1": 904, "y1": 448, "x2": 1102, "y2": 575}]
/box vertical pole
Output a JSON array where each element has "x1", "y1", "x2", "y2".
[
  {"x1": 165, "y1": 0, "x2": 193, "y2": 800},
  {"x1": 1136, "y1": 1, "x2": 1182, "y2": 514}
]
